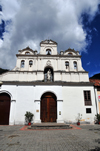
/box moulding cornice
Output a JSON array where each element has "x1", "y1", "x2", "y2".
[
  {"x1": 2, "y1": 81, "x2": 93, "y2": 86},
  {"x1": 16, "y1": 54, "x2": 81, "y2": 58},
  {"x1": 8, "y1": 70, "x2": 88, "y2": 73}
]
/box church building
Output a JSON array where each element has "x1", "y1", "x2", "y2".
[{"x1": 0, "y1": 40, "x2": 98, "y2": 125}]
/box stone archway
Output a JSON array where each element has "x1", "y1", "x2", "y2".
[
  {"x1": 0, "y1": 93, "x2": 11, "y2": 125},
  {"x1": 41, "y1": 92, "x2": 57, "y2": 122}
]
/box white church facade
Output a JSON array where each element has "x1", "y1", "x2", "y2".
[{"x1": 0, "y1": 40, "x2": 98, "y2": 125}]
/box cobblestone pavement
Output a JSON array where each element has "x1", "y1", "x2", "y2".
[{"x1": 0, "y1": 124, "x2": 100, "y2": 151}]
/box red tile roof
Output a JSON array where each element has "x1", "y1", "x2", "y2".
[{"x1": 89, "y1": 79, "x2": 100, "y2": 86}]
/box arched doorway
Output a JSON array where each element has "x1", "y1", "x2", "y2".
[
  {"x1": 0, "y1": 93, "x2": 11, "y2": 125},
  {"x1": 41, "y1": 92, "x2": 57, "y2": 122}
]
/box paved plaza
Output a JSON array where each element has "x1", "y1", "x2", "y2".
[{"x1": 0, "y1": 124, "x2": 100, "y2": 151}]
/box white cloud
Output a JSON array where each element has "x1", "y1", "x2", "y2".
[
  {"x1": 0, "y1": 39, "x2": 3, "y2": 47},
  {"x1": 93, "y1": 27, "x2": 98, "y2": 32},
  {"x1": 1, "y1": 0, "x2": 20, "y2": 21},
  {"x1": 87, "y1": 62, "x2": 91, "y2": 65},
  {"x1": 0, "y1": 0, "x2": 100, "y2": 69}
]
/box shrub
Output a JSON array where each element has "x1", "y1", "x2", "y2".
[{"x1": 25, "y1": 111, "x2": 34, "y2": 123}]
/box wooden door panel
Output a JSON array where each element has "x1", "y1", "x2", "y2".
[
  {"x1": 0, "y1": 93, "x2": 10, "y2": 125},
  {"x1": 41, "y1": 94, "x2": 57, "y2": 122},
  {"x1": 49, "y1": 98, "x2": 57, "y2": 122},
  {"x1": 41, "y1": 98, "x2": 47, "y2": 122}
]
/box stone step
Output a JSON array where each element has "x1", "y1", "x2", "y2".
[{"x1": 28, "y1": 123, "x2": 72, "y2": 130}]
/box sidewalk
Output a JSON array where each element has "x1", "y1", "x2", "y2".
[{"x1": 0, "y1": 124, "x2": 100, "y2": 151}]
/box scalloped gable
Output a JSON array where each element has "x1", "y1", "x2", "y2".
[
  {"x1": 18, "y1": 46, "x2": 35, "y2": 55},
  {"x1": 64, "y1": 48, "x2": 79, "y2": 55},
  {"x1": 40, "y1": 39, "x2": 57, "y2": 46}
]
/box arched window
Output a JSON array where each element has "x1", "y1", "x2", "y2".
[
  {"x1": 21, "y1": 60, "x2": 25, "y2": 68},
  {"x1": 25, "y1": 52, "x2": 30, "y2": 55},
  {"x1": 68, "y1": 53, "x2": 73, "y2": 56},
  {"x1": 29, "y1": 60, "x2": 33, "y2": 67},
  {"x1": 65, "y1": 61, "x2": 69, "y2": 70},
  {"x1": 46, "y1": 49, "x2": 51, "y2": 55},
  {"x1": 73, "y1": 61, "x2": 77, "y2": 70}
]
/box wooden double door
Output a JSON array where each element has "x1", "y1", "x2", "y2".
[
  {"x1": 41, "y1": 93, "x2": 57, "y2": 122},
  {"x1": 0, "y1": 93, "x2": 11, "y2": 125}
]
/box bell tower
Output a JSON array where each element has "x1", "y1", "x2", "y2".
[{"x1": 40, "y1": 39, "x2": 58, "y2": 55}]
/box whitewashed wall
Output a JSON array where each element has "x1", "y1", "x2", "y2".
[
  {"x1": 62, "y1": 86, "x2": 96, "y2": 124},
  {"x1": 0, "y1": 84, "x2": 97, "y2": 125},
  {"x1": 0, "y1": 70, "x2": 89, "y2": 82}
]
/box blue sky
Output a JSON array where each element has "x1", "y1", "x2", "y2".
[
  {"x1": 0, "y1": 0, "x2": 100, "y2": 78},
  {"x1": 81, "y1": 12, "x2": 100, "y2": 77}
]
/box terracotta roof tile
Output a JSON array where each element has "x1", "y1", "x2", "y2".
[{"x1": 89, "y1": 79, "x2": 100, "y2": 86}]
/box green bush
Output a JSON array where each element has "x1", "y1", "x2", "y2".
[
  {"x1": 25, "y1": 111, "x2": 34, "y2": 123},
  {"x1": 95, "y1": 114, "x2": 100, "y2": 123}
]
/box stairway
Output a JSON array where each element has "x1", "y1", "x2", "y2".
[{"x1": 28, "y1": 123, "x2": 72, "y2": 130}]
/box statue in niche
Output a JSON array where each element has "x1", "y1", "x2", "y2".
[
  {"x1": 44, "y1": 73, "x2": 47, "y2": 82},
  {"x1": 47, "y1": 69, "x2": 51, "y2": 81},
  {"x1": 44, "y1": 68, "x2": 53, "y2": 82}
]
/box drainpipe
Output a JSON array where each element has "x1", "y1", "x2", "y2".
[{"x1": 94, "y1": 86, "x2": 98, "y2": 114}]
